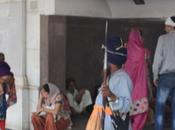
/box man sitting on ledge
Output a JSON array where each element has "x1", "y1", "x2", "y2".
[{"x1": 66, "y1": 78, "x2": 92, "y2": 114}]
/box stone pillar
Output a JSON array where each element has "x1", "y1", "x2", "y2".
[
  {"x1": 27, "y1": 0, "x2": 56, "y2": 129},
  {"x1": 0, "y1": 0, "x2": 27, "y2": 130}
]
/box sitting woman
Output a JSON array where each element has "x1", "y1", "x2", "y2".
[{"x1": 32, "y1": 83, "x2": 71, "y2": 130}]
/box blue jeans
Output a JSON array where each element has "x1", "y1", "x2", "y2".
[{"x1": 155, "y1": 73, "x2": 175, "y2": 130}]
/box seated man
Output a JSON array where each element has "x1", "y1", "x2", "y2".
[
  {"x1": 66, "y1": 78, "x2": 92, "y2": 114},
  {"x1": 32, "y1": 83, "x2": 71, "y2": 130}
]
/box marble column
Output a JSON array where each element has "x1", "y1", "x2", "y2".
[{"x1": 0, "y1": 0, "x2": 28, "y2": 130}]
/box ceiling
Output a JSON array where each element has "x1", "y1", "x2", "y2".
[{"x1": 46, "y1": 0, "x2": 175, "y2": 18}]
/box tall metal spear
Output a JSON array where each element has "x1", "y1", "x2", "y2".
[{"x1": 101, "y1": 19, "x2": 108, "y2": 130}]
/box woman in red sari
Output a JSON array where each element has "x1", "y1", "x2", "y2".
[
  {"x1": 124, "y1": 28, "x2": 149, "y2": 130},
  {"x1": 32, "y1": 83, "x2": 71, "y2": 130}
]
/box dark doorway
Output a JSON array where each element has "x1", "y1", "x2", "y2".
[{"x1": 40, "y1": 15, "x2": 164, "y2": 95}]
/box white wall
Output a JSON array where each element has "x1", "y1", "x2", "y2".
[
  {"x1": 55, "y1": 0, "x2": 111, "y2": 17},
  {"x1": 0, "y1": 0, "x2": 26, "y2": 130},
  {"x1": 0, "y1": 0, "x2": 26, "y2": 78},
  {"x1": 26, "y1": 1, "x2": 40, "y2": 130},
  {"x1": 107, "y1": 0, "x2": 175, "y2": 18},
  {"x1": 27, "y1": 0, "x2": 55, "y2": 129},
  {"x1": 54, "y1": 0, "x2": 175, "y2": 18},
  {"x1": 26, "y1": 0, "x2": 55, "y2": 88}
]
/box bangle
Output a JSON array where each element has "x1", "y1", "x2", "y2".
[{"x1": 115, "y1": 97, "x2": 119, "y2": 103}]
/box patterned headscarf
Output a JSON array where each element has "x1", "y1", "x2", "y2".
[{"x1": 47, "y1": 83, "x2": 61, "y2": 104}]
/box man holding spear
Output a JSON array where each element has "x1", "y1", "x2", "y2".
[{"x1": 86, "y1": 35, "x2": 132, "y2": 130}]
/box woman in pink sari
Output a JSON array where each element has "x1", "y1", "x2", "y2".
[{"x1": 124, "y1": 28, "x2": 148, "y2": 130}]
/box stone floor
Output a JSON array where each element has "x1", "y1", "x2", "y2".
[{"x1": 71, "y1": 114, "x2": 171, "y2": 130}]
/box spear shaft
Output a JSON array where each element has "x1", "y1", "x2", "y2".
[{"x1": 101, "y1": 20, "x2": 108, "y2": 130}]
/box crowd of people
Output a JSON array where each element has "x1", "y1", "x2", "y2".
[
  {"x1": 86, "y1": 16, "x2": 175, "y2": 130},
  {"x1": 20, "y1": 15, "x2": 175, "y2": 130},
  {"x1": 0, "y1": 16, "x2": 175, "y2": 130}
]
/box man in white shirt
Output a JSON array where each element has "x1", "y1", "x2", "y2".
[
  {"x1": 66, "y1": 78, "x2": 92, "y2": 114},
  {"x1": 153, "y1": 16, "x2": 175, "y2": 130}
]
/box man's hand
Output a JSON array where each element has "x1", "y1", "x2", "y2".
[
  {"x1": 101, "y1": 85, "x2": 112, "y2": 98},
  {"x1": 101, "y1": 84, "x2": 117, "y2": 102},
  {"x1": 154, "y1": 79, "x2": 158, "y2": 87},
  {"x1": 79, "y1": 89, "x2": 85, "y2": 96},
  {"x1": 76, "y1": 89, "x2": 85, "y2": 104}
]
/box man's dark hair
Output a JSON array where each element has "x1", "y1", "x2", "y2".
[
  {"x1": 66, "y1": 77, "x2": 76, "y2": 90},
  {"x1": 171, "y1": 16, "x2": 175, "y2": 29},
  {"x1": 171, "y1": 16, "x2": 175, "y2": 23},
  {"x1": 41, "y1": 83, "x2": 50, "y2": 93}
]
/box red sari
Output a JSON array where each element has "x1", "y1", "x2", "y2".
[
  {"x1": 0, "y1": 120, "x2": 5, "y2": 130},
  {"x1": 32, "y1": 113, "x2": 70, "y2": 130}
]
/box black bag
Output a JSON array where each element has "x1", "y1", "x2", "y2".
[{"x1": 110, "y1": 112, "x2": 129, "y2": 130}]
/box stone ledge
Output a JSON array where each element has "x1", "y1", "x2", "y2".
[{"x1": 0, "y1": 0, "x2": 24, "y2": 4}]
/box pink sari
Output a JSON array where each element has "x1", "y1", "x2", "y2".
[{"x1": 123, "y1": 29, "x2": 148, "y2": 130}]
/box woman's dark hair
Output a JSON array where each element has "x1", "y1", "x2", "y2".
[
  {"x1": 41, "y1": 83, "x2": 50, "y2": 93},
  {"x1": 66, "y1": 77, "x2": 76, "y2": 90}
]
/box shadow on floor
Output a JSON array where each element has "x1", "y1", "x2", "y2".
[{"x1": 71, "y1": 114, "x2": 89, "y2": 130}]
